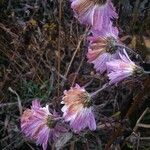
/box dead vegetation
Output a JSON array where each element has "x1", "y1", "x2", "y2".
[{"x1": 0, "y1": 0, "x2": 150, "y2": 149}]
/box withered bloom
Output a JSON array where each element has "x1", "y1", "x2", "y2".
[
  {"x1": 106, "y1": 49, "x2": 144, "y2": 84},
  {"x1": 21, "y1": 100, "x2": 67, "y2": 150},
  {"x1": 87, "y1": 22, "x2": 119, "y2": 73},
  {"x1": 61, "y1": 84, "x2": 96, "y2": 133},
  {"x1": 70, "y1": 0, "x2": 118, "y2": 31}
]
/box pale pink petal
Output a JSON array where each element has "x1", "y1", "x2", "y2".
[
  {"x1": 106, "y1": 52, "x2": 140, "y2": 84},
  {"x1": 21, "y1": 100, "x2": 67, "y2": 150},
  {"x1": 61, "y1": 85, "x2": 96, "y2": 133},
  {"x1": 70, "y1": 0, "x2": 118, "y2": 31},
  {"x1": 87, "y1": 22, "x2": 119, "y2": 73}
]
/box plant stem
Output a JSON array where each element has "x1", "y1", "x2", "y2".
[
  {"x1": 90, "y1": 83, "x2": 109, "y2": 98},
  {"x1": 115, "y1": 44, "x2": 144, "y2": 63},
  {"x1": 104, "y1": 77, "x2": 150, "y2": 150},
  {"x1": 57, "y1": 0, "x2": 63, "y2": 96},
  {"x1": 144, "y1": 71, "x2": 150, "y2": 74}
]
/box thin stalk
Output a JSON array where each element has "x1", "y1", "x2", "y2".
[
  {"x1": 57, "y1": 0, "x2": 63, "y2": 96},
  {"x1": 83, "y1": 79, "x2": 94, "y2": 88},
  {"x1": 71, "y1": 57, "x2": 84, "y2": 87},
  {"x1": 104, "y1": 77, "x2": 150, "y2": 149},
  {"x1": 90, "y1": 83, "x2": 109, "y2": 98},
  {"x1": 144, "y1": 71, "x2": 150, "y2": 74},
  {"x1": 115, "y1": 43, "x2": 144, "y2": 63}
]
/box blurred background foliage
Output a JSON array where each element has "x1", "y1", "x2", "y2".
[{"x1": 0, "y1": 0, "x2": 150, "y2": 149}]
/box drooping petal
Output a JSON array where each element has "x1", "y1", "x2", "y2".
[
  {"x1": 87, "y1": 22, "x2": 119, "y2": 73},
  {"x1": 61, "y1": 85, "x2": 96, "y2": 133},
  {"x1": 106, "y1": 51, "x2": 143, "y2": 84},
  {"x1": 92, "y1": 53, "x2": 112, "y2": 73},
  {"x1": 70, "y1": 0, "x2": 118, "y2": 31},
  {"x1": 107, "y1": 71, "x2": 132, "y2": 84},
  {"x1": 21, "y1": 100, "x2": 67, "y2": 150}
]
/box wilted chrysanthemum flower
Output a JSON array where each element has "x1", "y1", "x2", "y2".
[
  {"x1": 87, "y1": 22, "x2": 119, "y2": 73},
  {"x1": 21, "y1": 100, "x2": 67, "y2": 150},
  {"x1": 61, "y1": 84, "x2": 96, "y2": 133},
  {"x1": 106, "y1": 49, "x2": 144, "y2": 84},
  {"x1": 70, "y1": 0, "x2": 118, "y2": 31}
]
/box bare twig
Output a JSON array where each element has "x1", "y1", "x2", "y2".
[
  {"x1": 0, "y1": 102, "x2": 18, "y2": 108},
  {"x1": 104, "y1": 78, "x2": 150, "y2": 150},
  {"x1": 8, "y1": 87, "x2": 22, "y2": 115},
  {"x1": 70, "y1": 141, "x2": 75, "y2": 150},
  {"x1": 90, "y1": 83, "x2": 109, "y2": 98},
  {"x1": 136, "y1": 123, "x2": 150, "y2": 129},
  {"x1": 116, "y1": 43, "x2": 144, "y2": 62},
  {"x1": 140, "y1": 137, "x2": 150, "y2": 140},
  {"x1": 52, "y1": 67, "x2": 67, "y2": 81},
  {"x1": 136, "y1": 132, "x2": 140, "y2": 150},
  {"x1": 25, "y1": 141, "x2": 35, "y2": 150},
  {"x1": 0, "y1": 23, "x2": 18, "y2": 39},
  {"x1": 97, "y1": 122, "x2": 115, "y2": 130},
  {"x1": 71, "y1": 57, "x2": 84, "y2": 86},
  {"x1": 83, "y1": 78, "x2": 94, "y2": 88},
  {"x1": 133, "y1": 107, "x2": 149, "y2": 132},
  {"x1": 57, "y1": 0, "x2": 63, "y2": 96},
  {"x1": 63, "y1": 27, "x2": 89, "y2": 81}
]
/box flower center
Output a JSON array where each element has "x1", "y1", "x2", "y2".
[
  {"x1": 79, "y1": 92, "x2": 92, "y2": 108},
  {"x1": 46, "y1": 116, "x2": 57, "y2": 128},
  {"x1": 133, "y1": 66, "x2": 144, "y2": 77},
  {"x1": 105, "y1": 36, "x2": 117, "y2": 54}
]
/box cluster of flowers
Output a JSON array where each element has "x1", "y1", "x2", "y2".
[
  {"x1": 21, "y1": 0, "x2": 145, "y2": 149},
  {"x1": 21, "y1": 85, "x2": 96, "y2": 150}
]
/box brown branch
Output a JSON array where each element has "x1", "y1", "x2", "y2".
[
  {"x1": 8, "y1": 87, "x2": 22, "y2": 115},
  {"x1": 104, "y1": 77, "x2": 150, "y2": 150},
  {"x1": 136, "y1": 123, "x2": 150, "y2": 129},
  {"x1": 133, "y1": 107, "x2": 149, "y2": 132},
  {"x1": 0, "y1": 23, "x2": 18, "y2": 39},
  {"x1": 71, "y1": 57, "x2": 84, "y2": 87},
  {"x1": 63, "y1": 27, "x2": 89, "y2": 82},
  {"x1": 64, "y1": 33, "x2": 85, "y2": 78},
  {"x1": 57, "y1": 0, "x2": 63, "y2": 96}
]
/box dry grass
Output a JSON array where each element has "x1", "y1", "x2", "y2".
[{"x1": 0, "y1": 0, "x2": 150, "y2": 149}]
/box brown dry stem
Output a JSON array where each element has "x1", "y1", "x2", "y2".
[{"x1": 104, "y1": 77, "x2": 150, "y2": 150}]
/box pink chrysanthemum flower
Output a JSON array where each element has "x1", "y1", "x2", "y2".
[
  {"x1": 87, "y1": 22, "x2": 119, "y2": 73},
  {"x1": 71, "y1": 0, "x2": 118, "y2": 31},
  {"x1": 106, "y1": 50, "x2": 144, "y2": 84},
  {"x1": 61, "y1": 84, "x2": 96, "y2": 133},
  {"x1": 21, "y1": 100, "x2": 67, "y2": 150}
]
